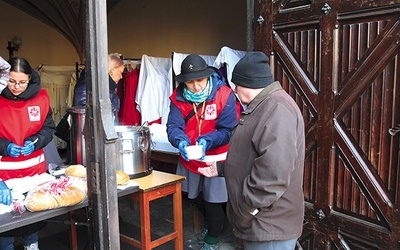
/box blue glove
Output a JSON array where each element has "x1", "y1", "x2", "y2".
[
  {"x1": 0, "y1": 181, "x2": 12, "y2": 206},
  {"x1": 21, "y1": 140, "x2": 35, "y2": 156},
  {"x1": 178, "y1": 141, "x2": 189, "y2": 161},
  {"x1": 6, "y1": 143, "x2": 21, "y2": 157},
  {"x1": 197, "y1": 139, "x2": 208, "y2": 159}
]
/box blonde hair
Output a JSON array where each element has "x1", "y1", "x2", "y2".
[{"x1": 108, "y1": 53, "x2": 123, "y2": 73}]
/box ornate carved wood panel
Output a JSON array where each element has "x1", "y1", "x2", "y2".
[{"x1": 255, "y1": 0, "x2": 400, "y2": 248}]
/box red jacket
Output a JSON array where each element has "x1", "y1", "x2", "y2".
[
  {"x1": 169, "y1": 85, "x2": 234, "y2": 174},
  {"x1": 0, "y1": 89, "x2": 50, "y2": 180}
]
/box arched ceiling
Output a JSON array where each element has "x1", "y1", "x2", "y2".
[{"x1": 2, "y1": 0, "x2": 122, "y2": 62}]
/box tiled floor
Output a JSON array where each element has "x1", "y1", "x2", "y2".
[{"x1": 15, "y1": 192, "x2": 241, "y2": 250}]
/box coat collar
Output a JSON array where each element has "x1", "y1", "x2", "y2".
[{"x1": 242, "y1": 81, "x2": 282, "y2": 114}]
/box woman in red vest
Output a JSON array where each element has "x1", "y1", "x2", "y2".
[
  {"x1": 0, "y1": 57, "x2": 55, "y2": 250},
  {"x1": 167, "y1": 54, "x2": 239, "y2": 250}
]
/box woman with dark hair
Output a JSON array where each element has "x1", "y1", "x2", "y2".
[{"x1": 0, "y1": 57, "x2": 55, "y2": 250}]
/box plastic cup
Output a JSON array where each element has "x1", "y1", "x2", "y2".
[{"x1": 186, "y1": 145, "x2": 203, "y2": 160}]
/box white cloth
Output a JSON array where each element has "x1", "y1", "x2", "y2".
[
  {"x1": 136, "y1": 55, "x2": 172, "y2": 125},
  {"x1": 149, "y1": 124, "x2": 179, "y2": 153},
  {"x1": 117, "y1": 180, "x2": 139, "y2": 190},
  {"x1": 0, "y1": 173, "x2": 55, "y2": 214},
  {"x1": 0, "y1": 56, "x2": 10, "y2": 92},
  {"x1": 213, "y1": 46, "x2": 246, "y2": 89},
  {"x1": 38, "y1": 65, "x2": 76, "y2": 120},
  {"x1": 5, "y1": 173, "x2": 55, "y2": 196},
  {"x1": 0, "y1": 203, "x2": 12, "y2": 215},
  {"x1": 39, "y1": 65, "x2": 76, "y2": 148},
  {"x1": 149, "y1": 124, "x2": 169, "y2": 141}
]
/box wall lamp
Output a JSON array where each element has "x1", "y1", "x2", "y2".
[{"x1": 7, "y1": 36, "x2": 22, "y2": 60}]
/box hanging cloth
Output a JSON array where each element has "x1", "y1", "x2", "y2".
[{"x1": 118, "y1": 69, "x2": 141, "y2": 125}]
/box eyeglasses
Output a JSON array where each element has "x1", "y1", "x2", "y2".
[{"x1": 8, "y1": 79, "x2": 29, "y2": 87}]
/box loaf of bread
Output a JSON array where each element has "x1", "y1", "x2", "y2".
[
  {"x1": 65, "y1": 164, "x2": 129, "y2": 185},
  {"x1": 25, "y1": 176, "x2": 87, "y2": 212},
  {"x1": 65, "y1": 164, "x2": 86, "y2": 178},
  {"x1": 116, "y1": 170, "x2": 130, "y2": 185}
]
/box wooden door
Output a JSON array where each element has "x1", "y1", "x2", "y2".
[{"x1": 254, "y1": 0, "x2": 400, "y2": 248}]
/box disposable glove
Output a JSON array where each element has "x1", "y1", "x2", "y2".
[
  {"x1": 0, "y1": 180, "x2": 12, "y2": 206},
  {"x1": 21, "y1": 140, "x2": 35, "y2": 156},
  {"x1": 6, "y1": 143, "x2": 21, "y2": 158},
  {"x1": 197, "y1": 138, "x2": 207, "y2": 159},
  {"x1": 178, "y1": 140, "x2": 190, "y2": 161}
]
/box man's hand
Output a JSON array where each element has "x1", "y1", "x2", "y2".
[{"x1": 198, "y1": 162, "x2": 218, "y2": 177}]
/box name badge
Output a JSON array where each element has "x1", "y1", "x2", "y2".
[
  {"x1": 28, "y1": 106, "x2": 41, "y2": 122},
  {"x1": 204, "y1": 104, "x2": 217, "y2": 120}
]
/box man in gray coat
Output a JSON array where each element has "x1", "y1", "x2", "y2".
[{"x1": 199, "y1": 51, "x2": 305, "y2": 250}]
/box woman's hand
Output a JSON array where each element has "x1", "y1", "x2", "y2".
[
  {"x1": 0, "y1": 180, "x2": 12, "y2": 206},
  {"x1": 21, "y1": 140, "x2": 35, "y2": 156},
  {"x1": 6, "y1": 143, "x2": 21, "y2": 157},
  {"x1": 197, "y1": 138, "x2": 207, "y2": 159},
  {"x1": 178, "y1": 141, "x2": 190, "y2": 161},
  {"x1": 198, "y1": 162, "x2": 218, "y2": 177}
]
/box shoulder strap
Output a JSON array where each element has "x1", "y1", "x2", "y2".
[{"x1": 185, "y1": 102, "x2": 204, "y2": 123}]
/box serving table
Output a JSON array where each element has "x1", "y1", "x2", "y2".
[
  {"x1": 0, "y1": 184, "x2": 140, "y2": 249},
  {"x1": 0, "y1": 170, "x2": 185, "y2": 250},
  {"x1": 0, "y1": 200, "x2": 88, "y2": 234}
]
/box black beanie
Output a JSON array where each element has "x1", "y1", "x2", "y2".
[{"x1": 231, "y1": 51, "x2": 274, "y2": 89}]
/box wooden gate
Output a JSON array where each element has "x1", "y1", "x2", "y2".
[{"x1": 254, "y1": 0, "x2": 400, "y2": 248}]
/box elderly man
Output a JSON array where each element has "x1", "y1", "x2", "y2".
[{"x1": 199, "y1": 51, "x2": 305, "y2": 250}]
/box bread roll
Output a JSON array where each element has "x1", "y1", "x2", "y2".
[
  {"x1": 65, "y1": 164, "x2": 86, "y2": 178},
  {"x1": 116, "y1": 170, "x2": 130, "y2": 185},
  {"x1": 26, "y1": 177, "x2": 87, "y2": 212}
]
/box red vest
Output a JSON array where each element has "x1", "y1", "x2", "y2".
[
  {"x1": 0, "y1": 89, "x2": 50, "y2": 180},
  {"x1": 170, "y1": 85, "x2": 233, "y2": 174}
]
